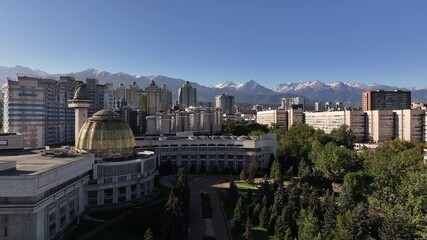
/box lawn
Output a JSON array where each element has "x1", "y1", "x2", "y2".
[
  {"x1": 201, "y1": 192, "x2": 213, "y2": 218},
  {"x1": 90, "y1": 199, "x2": 167, "y2": 240},
  {"x1": 63, "y1": 220, "x2": 103, "y2": 240},
  {"x1": 236, "y1": 181, "x2": 258, "y2": 190}
]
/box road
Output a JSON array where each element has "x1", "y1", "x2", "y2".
[{"x1": 188, "y1": 175, "x2": 235, "y2": 240}]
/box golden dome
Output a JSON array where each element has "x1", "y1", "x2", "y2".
[{"x1": 76, "y1": 109, "x2": 136, "y2": 158}]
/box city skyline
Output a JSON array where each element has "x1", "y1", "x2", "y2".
[{"x1": 0, "y1": 0, "x2": 427, "y2": 88}]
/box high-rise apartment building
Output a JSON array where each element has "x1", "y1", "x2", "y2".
[
  {"x1": 215, "y1": 93, "x2": 235, "y2": 114},
  {"x1": 362, "y1": 90, "x2": 411, "y2": 111},
  {"x1": 281, "y1": 96, "x2": 305, "y2": 110},
  {"x1": 2, "y1": 76, "x2": 112, "y2": 149},
  {"x1": 127, "y1": 81, "x2": 141, "y2": 108},
  {"x1": 114, "y1": 83, "x2": 126, "y2": 100},
  {"x1": 393, "y1": 109, "x2": 424, "y2": 143},
  {"x1": 145, "y1": 80, "x2": 160, "y2": 115},
  {"x1": 304, "y1": 110, "x2": 366, "y2": 142},
  {"x1": 178, "y1": 81, "x2": 197, "y2": 109},
  {"x1": 159, "y1": 84, "x2": 172, "y2": 111}
]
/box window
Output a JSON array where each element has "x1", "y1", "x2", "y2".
[
  {"x1": 0, "y1": 140, "x2": 7, "y2": 146},
  {"x1": 118, "y1": 176, "x2": 127, "y2": 182},
  {"x1": 104, "y1": 189, "x2": 113, "y2": 197},
  {"x1": 104, "y1": 199, "x2": 113, "y2": 204},
  {"x1": 118, "y1": 197, "x2": 126, "y2": 202},
  {"x1": 118, "y1": 187, "x2": 126, "y2": 194},
  {"x1": 88, "y1": 191, "x2": 97, "y2": 198}
]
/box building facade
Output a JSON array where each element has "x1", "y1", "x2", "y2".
[
  {"x1": 137, "y1": 134, "x2": 276, "y2": 173},
  {"x1": 215, "y1": 93, "x2": 235, "y2": 114},
  {"x1": 2, "y1": 76, "x2": 112, "y2": 149},
  {"x1": 178, "y1": 81, "x2": 197, "y2": 109},
  {"x1": 362, "y1": 90, "x2": 411, "y2": 111}
]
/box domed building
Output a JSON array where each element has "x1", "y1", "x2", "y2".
[
  {"x1": 76, "y1": 109, "x2": 136, "y2": 158},
  {"x1": 68, "y1": 87, "x2": 157, "y2": 207}
]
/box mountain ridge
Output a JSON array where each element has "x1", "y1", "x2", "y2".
[{"x1": 1, "y1": 65, "x2": 426, "y2": 106}]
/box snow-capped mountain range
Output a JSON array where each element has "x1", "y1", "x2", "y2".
[{"x1": 1, "y1": 65, "x2": 426, "y2": 106}]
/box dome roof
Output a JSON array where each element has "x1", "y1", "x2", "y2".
[
  {"x1": 76, "y1": 109, "x2": 136, "y2": 158},
  {"x1": 73, "y1": 84, "x2": 90, "y2": 100}
]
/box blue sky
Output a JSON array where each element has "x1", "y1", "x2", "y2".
[{"x1": 0, "y1": 0, "x2": 426, "y2": 88}]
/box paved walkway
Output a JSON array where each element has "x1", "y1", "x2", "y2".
[{"x1": 188, "y1": 175, "x2": 236, "y2": 240}]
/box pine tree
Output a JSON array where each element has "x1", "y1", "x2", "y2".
[
  {"x1": 259, "y1": 205, "x2": 270, "y2": 228},
  {"x1": 248, "y1": 156, "x2": 259, "y2": 184},
  {"x1": 143, "y1": 228, "x2": 154, "y2": 240},
  {"x1": 275, "y1": 215, "x2": 286, "y2": 240},
  {"x1": 243, "y1": 217, "x2": 253, "y2": 240},
  {"x1": 344, "y1": 203, "x2": 371, "y2": 240},
  {"x1": 234, "y1": 197, "x2": 247, "y2": 231},
  {"x1": 228, "y1": 181, "x2": 239, "y2": 208},
  {"x1": 240, "y1": 169, "x2": 248, "y2": 181},
  {"x1": 322, "y1": 190, "x2": 337, "y2": 239},
  {"x1": 251, "y1": 203, "x2": 261, "y2": 226},
  {"x1": 298, "y1": 209, "x2": 321, "y2": 240},
  {"x1": 270, "y1": 159, "x2": 283, "y2": 183},
  {"x1": 380, "y1": 205, "x2": 415, "y2": 240}
]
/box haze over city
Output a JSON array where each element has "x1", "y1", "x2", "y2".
[{"x1": 1, "y1": 0, "x2": 427, "y2": 88}]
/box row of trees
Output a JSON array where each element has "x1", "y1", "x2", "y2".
[
  {"x1": 233, "y1": 123, "x2": 427, "y2": 239},
  {"x1": 160, "y1": 168, "x2": 190, "y2": 240}
]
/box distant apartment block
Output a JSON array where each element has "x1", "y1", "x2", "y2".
[
  {"x1": 2, "y1": 75, "x2": 112, "y2": 149},
  {"x1": 393, "y1": 109, "x2": 424, "y2": 143},
  {"x1": 178, "y1": 81, "x2": 197, "y2": 109},
  {"x1": 305, "y1": 110, "x2": 366, "y2": 142},
  {"x1": 362, "y1": 90, "x2": 411, "y2": 111},
  {"x1": 145, "y1": 107, "x2": 222, "y2": 135},
  {"x1": 280, "y1": 96, "x2": 305, "y2": 110},
  {"x1": 256, "y1": 109, "x2": 287, "y2": 128},
  {"x1": 215, "y1": 93, "x2": 235, "y2": 114}
]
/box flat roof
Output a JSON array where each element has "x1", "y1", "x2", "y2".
[{"x1": 0, "y1": 149, "x2": 85, "y2": 176}]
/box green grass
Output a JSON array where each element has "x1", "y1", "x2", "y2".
[
  {"x1": 231, "y1": 226, "x2": 277, "y2": 240},
  {"x1": 63, "y1": 220, "x2": 103, "y2": 240},
  {"x1": 91, "y1": 199, "x2": 167, "y2": 240},
  {"x1": 91, "y1": 207, "x2": 132, "y2": 221},
  {"x1": 236, "y1": 181, "x2": 258, "y2": 189},
  {"x1": 201, "y1": 193, "x2": 213, "y2": 218}
]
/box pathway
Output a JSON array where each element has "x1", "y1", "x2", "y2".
[{"x1": 188, "y1": 175, "x2": 236, "y2": 240}]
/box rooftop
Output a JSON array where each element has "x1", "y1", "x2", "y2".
[{"x1": 0, "y1": 149, "x2": 86, "y2": 176}]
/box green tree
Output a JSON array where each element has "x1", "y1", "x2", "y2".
[
  {"x1": 322, "y1": 190, "x2": 337, "y2": 240},
  {"x1": 335, "y1": 210, "x2": 351, "y2": 240},
  {"x1": 270, "y1": 159, "x2": 283, "y2": 183},
  {"x1": 367, "y1": 140, "x2": 423, "y2": 204},
  {"x1": 259, "y1": 205, "x2": 270, "y2": 228},
  {"x1": 161, "y1": 191, "x2": 185, "y2": 240},
  {"x1": 275, "y1": 214, "x2": 287, "y2": 240},
  {"x1": 344, "y1": 203, "x2": 372, "y2": 240},
  {"x1": 298, "y1": 209, "x2": 321, "y2": 240},
  {"x1": 228, "y1": 181, "x2": 240, "y2": 208},
  {"x1": 314, "y1": 142, "x2": 358, "y2": 182},
  {"x1": 243, "y1": 217, "x2": 253, "y2": 240},
  {"x1": 298, "y1": 158, "x2": 312, "y2": 179},
  {"x1": 143, "y1": 228, "x2": 154, "y2": 240},
  {"x1": 251, "y1": 203, "x2": 261, "y2": 226},
  {"x1": 247, "y1": 156, "x2": 259, "y2": 184},
  {"x1": 380, "y1": 205, "x2": 415, "y2": 240},
  {"x1": 234, "y1": 197, "x2": 247, "y2": 231},
  {"x1": 240, "y1": 169, "x2": 248, "y2": 181},
  {"x1": 330, "y1": 124, "x2": 355, "y2": 147},
  {"x1": 339, "y1": 171, "x2": 374, "y2": 210}
]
